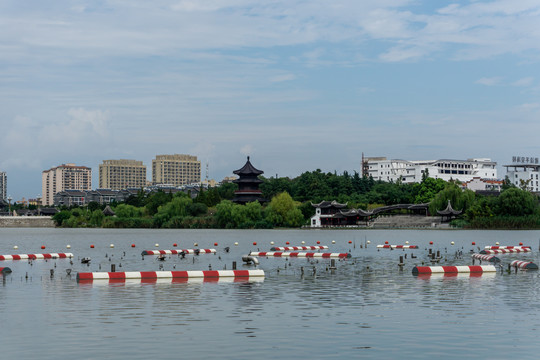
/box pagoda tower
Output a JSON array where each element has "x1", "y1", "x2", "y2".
[{"x1": 232, "y1": 156, "x2": 266, "y2": 204}]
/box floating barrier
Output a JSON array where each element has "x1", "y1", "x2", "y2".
[
  {"x1": 376, "y1": 245, "x2": 418, "y2": 249},
  {"x1": 471, "y1": 253, "x2": 501, "y2": 263},
  {"x1": 141, "y1": 249, "x2": 216, "y2": 256},
  {"x1": 510, "y1": 260, "x2": 539, "y2": 270},
  {"x1": 412, "y1": 265, "x2": 496, "y2": 275},
  {"x1": 0, "y1": 267, "x2": 12, "y2": 274},
  {"x1": 249, "y1": 252, "x2": 351, "y2": 258},
  {"x1": 77, "y1": 269, "x2": 265, "y2": 282},
  {"x1": 270, "y1": 246, "x2": 328, "y2": 251},
  {"x1": 484, "y1": 246, "x2": 531, "y2": 250},
  {"x1": 480, "y1": 248, "x2": 531, "y2": 255},
  {"x1": 0, "y1": 253, "x2": 74, "y2": 261}
]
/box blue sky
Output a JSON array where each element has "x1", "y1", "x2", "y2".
[{"x1": 2, "y1": 0, "x2": 540, "y2": 201}]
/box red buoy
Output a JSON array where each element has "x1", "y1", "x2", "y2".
[
  {"x1": 519, "y1": 242, "x2": 523, "y2": 246},
  {"x1": 131, "y1": 244, "x2": 136, "y2": 248},
  {"x1": 429, "y1": 241, "x2": 433, "y2": 245},
  {"x1": 253, "y1": 242, "x2": 257, "y2": 246},
  {"x1": 90, "y1": 245, "x2": 95, "y2": 248},
  {"x1": 173, "y1": 243, "x2": 177, "y2": 247},
  {"x1": 286, "y1": 242, "x2": 290, "y2": 245},
  {"x1": 214, "y1": 242, "x2": 218, "y2": 246},
  {"x1": 385, "y1": 241, "x2": 389, "y2": 244},
  {"x1": 472, "y1": 242, "x2": 476, "y2": 245},
  {"x1": 348, "y1": 241, "x2": 352, "y2": 244},
  {"x1": 41, "y1": 245, "x2": 45, "y2": 250},
  {"x1": 317, "y1": 241, "x2": 320, "y2": 244}
]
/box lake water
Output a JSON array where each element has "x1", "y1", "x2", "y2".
[{"x1": 1, "y1": 228, "x2": 540, "y2": 359}]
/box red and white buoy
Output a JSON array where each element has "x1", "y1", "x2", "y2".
[
  {"x1": 480, "y1": 248, "x2": 531, "y2": 255},
  {"x1": 141, "y1": 249, "x2": 216, "y2": 255},
  {"x1": 271, "y1": 246, "x2": 328, "y2": 251},
  {"x1": 412, "y1": 265, "x2": 496, "y2": 275},
  {"x1": 484, "y1": 246, "x2": 531, "y2": 250},
  {"x1": 471, "y1": 253, "x2": 501, "y2": 263},
  {"x1": 510, "y1": 260, "x2": 539, "y2": 270},
  {"x1": 249, "y1": 251, "x2": 351, "y2": 258},
  {"x1": 376, "y1": 245, "x2": 418, "y2": 249},
  {"x1": 0, "y1": 267, "x2": 12, "y2": 274},
  {"x1": 0, "y1": 253, "x2": 74, "y2": 261},
  {"x1": 77, "y1": 269, "x2": 265, "y2": 282}
]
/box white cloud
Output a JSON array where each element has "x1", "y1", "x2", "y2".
[
  {"x1": 512, "y1": 77, "x2": 534, "y2": 86},
  {"x1": 475, "y1": 77, "x2": 503, "y2": 86}
]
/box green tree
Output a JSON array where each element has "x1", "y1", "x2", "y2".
[
  {"x1": 265, "y1": 192, "x2": 304, "y2": 227},
  {"x1": 495, "y1": 188, "x2": 539, "y2": 216},
  {"x1": 429, "y1": 183, "x2": 475, "y2": 215}
]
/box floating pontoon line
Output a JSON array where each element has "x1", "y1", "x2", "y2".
[
  {"x1": 376, "y1": 245, "x2": 418, "y2": 249},
  {"x1": 249, "y1": 252, "x2": 351, "y2": 258},
  {"x1": 480, "y1": 248, "x2": 531, "y2": 255},
  {"x1": 0, "y1": 253, "x2": 74, "y2": 261},
  {"x1": 415, "y1": 272, "x2": 497, "y2": 279},
  {"x1": 510, "y1": 260, "x2": 539, "y2": 270},
  {"x1": 81, "y1": 277, "x2": 265, "y2": 285},
  {"x1": 484, "y1": 246, "x2": 531, "y2": 250},
  {"x1": 0, "y1": 267, "x2": 12, "y2": 274},
  {"x1": 471, "y1": 253, "x2": 501, "y2": 263},
  {"x1": 141, "y1": 249, "x2": 216, "y2": 256},
  {"x1": 77, "y1": 269, "x2": 265, "y2": 282},
  {"x1": 412, "y1": 265, "x2": 496, "y2": 275},
  {"x1": 270, "y1": 246, "x2": 328, "y2": 251}
]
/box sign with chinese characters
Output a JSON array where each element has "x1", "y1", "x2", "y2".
[{"x1": 512, "y1": 156, "x2": 539, "y2": 164}]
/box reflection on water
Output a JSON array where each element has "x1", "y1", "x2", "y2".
[{"x1": 1, "y1": 228, "x2": 540, "y2": 359}]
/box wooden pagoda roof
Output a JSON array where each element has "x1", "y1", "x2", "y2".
[
  {"x1": 437, "y1": 200, "x2": 462, "y2": 216},
  {"x1": 233, "y1": 156, "x2": 264, "y2": 176}
]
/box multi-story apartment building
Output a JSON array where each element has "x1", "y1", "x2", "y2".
[
  {"x1": 362, "y1": 157, "x2": 497, "y2": 184},
  {"x1": 42, "y1": 164, "x2": 92, "y2": 206},
  {"x1": 152, "y1": 154, "x2": 201, "y2": 186},
  {"x1": 99, "y1": 159, "x2": 147, "y2": 190},
  {"x1": 0, "y1": 170, "x2": 6, "y2": 201}
]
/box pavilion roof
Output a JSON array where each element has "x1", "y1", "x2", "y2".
[
  {"x1": 437, "y1": 200, "x2": 462, "y2": 216},
  {"x1": 233, "y1": 156, "x2": 264, "y2": 176},
  {"x1": 311, "y1": 200, "x2": 348, "y2": 209}
]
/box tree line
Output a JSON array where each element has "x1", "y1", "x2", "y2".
[{"x1": 52, "y1": 170, "x2": 540, "y2": 229}]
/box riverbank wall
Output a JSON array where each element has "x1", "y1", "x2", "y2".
[{"x1": 0, "y1": 216, "x2": 55, "y2": 228}]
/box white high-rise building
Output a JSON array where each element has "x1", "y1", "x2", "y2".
[
  {"x1": 362, "y1": 157, "x2": 497, "y2": 184},
  {"x1": 504, "y1": 156, "x2": 540, "y2": 192}
]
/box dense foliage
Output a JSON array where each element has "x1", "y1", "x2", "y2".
[{"x1": 51, "y1": 169, "x2": 540, "y2": 229}]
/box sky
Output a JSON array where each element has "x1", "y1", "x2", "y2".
[{"x1": 2, "y1": 0, "x2": 540, "y2": 201}]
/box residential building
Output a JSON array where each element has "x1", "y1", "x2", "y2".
[
  {"x1": 53, "y1": 190, "x2": 87, "y2": 207},
  {"x1": 99, "y1": 159, "x2": 147, "y2": 190},
  {"x1": 0, "y1": 170, "x2": 6, "y2": 201},
  {"x1": 152, "y1": 154, "x2": 201, "y2": 187},
  {"x1": 86, "y1": 189, "x2": 119, "y2": 204},
  {"x1": 362, "y1": 157, "x2": 497, "y2": 184},
  {"x1": 42, "y1": 164, "x2": 92, "y2": 206}
]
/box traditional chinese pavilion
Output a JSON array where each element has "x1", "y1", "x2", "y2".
[
  {"x1": 232, "y1": 156, "x2": 266, "y2": 204},
  {"x1": 437, "y1": 200, "x2": 462, "y2": 222}
]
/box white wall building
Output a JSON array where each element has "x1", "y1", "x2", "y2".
[
  {"x1": 363, "y1": 157, "x2": 497, "y2": 184},
  {"x1": 504, "y1": 159, "x2": 540, "y2": 192}
]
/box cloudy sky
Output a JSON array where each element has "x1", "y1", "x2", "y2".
[{"x1": 2, "y1": 0, "x2": 540, "y2": 200}]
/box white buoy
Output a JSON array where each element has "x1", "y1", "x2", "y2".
[
  {"x1": 332, "y1": 240, "x2": 336, "y2": 244},
  {"x1": 495, "y1": 242, "x2": 500, "y2": 245},
  {"x1": 451, "y1": 241, "x2": 455, "y2": 245},
  {"x1": 270, "y1": 241, "x2": 274, "y2": 245},
  {"x1": 234, "y1": 242, "x2": 239, "y2": 246},
  {"x1": 155, "y1": 243, "x2": 159, "y2": 247},
  {"x1": 367, "y1": 240, "x2": 371, "y2": 244},
  {"x1": 13, "y1": 245, "x2": 18, "y2": 250},
  {"x1": 110, "y1": 244, "x2": 114, "y2": 248},
  {"x1": 194, "y1": 242, "x2": 198, "y2": 247},
  {"x1": 405, "y1": 241, "x2": 409, "y2": 244},
  {"x1": 67, "y1": 245, "x2": 71, "y2": 249},
  {"x1": 301, "y1": 241, "x2": 305, "y2": 244}
]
